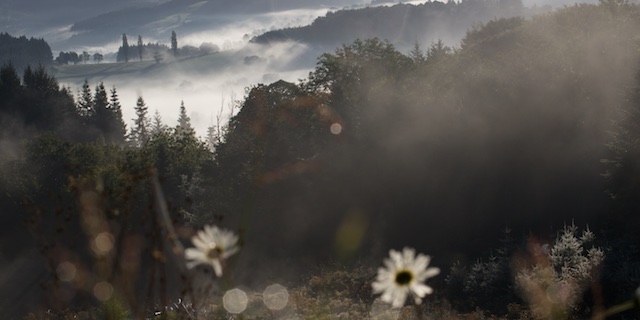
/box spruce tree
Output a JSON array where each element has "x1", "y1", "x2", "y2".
[
  {"x1": 176, "y1": 100, "x2": 194, "y2": 138},
  {"x1": 205, "y1": 124, "x2": 218, "y2": 151},
  {"x1": 151, "y1": 109, "x2": 168, "y2": 136},
  {"x1": 109, "y1": 86, "x2": 127, "y2": 143},
  {"x1": 93, "y1": 82, "x2": 109, "y2": 135},
  {"x1": 130, "y1": 96, "x2": 149, "y2": 146},
  {"x1": 409, "y1": 41, "x2": 426, "y2": 64},
  {"x1": 77, "y1": 79, "x2": 93, "y2": 118}
]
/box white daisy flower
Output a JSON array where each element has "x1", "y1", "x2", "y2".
[
  {"x1": 185, "y1": 225, "x2": 239, "y2": 277},
  {"x1": 372, "y1": 247, "x2": 440, "y2": 308}
]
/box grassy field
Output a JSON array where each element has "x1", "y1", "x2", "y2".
[{"x1": 48, "y1": 51, "x2": 239, "y2": 85}]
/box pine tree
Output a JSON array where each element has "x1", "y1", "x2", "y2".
[
  {"x1": 205, "y1": 124, "x2": 218, "y2": 151},
  {"x1": 93, "y1": 82, "x2": 109, "y2": 135},
  {"x1": 176, "y1": 100, "x2": 194, "y2": 138},
  {"x1": 0, "y1": 63, "x2": 21, "y2": 101},
  {"x1": 151, "y1": 109, "x2": 168, "y2": 136},
  {"x1": 130, "y1": 96, "x2": 150, "y2": 146},
  {"x1": 409, "y1": 41, "x2": 426, "y2": 64},
  {"x1": 426, "y1": 39, "x2": 451, "y2": 64},
  {"x1": 109, "y1": 86, "x2": 127, "y2": 143},
  {"x1": 77, "y1": 79, "x2": 93, "y2": 118}
]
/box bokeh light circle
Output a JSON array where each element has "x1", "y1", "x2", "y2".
[
  {"x1": 56, "y1": 261, "x2": 77, "y2": 282},
  {"x1": 262, "y1": 284, "x2": 289, "y2": 310},
  {"x1": 93, "y1": 281, "x2": 113, "y2": 301},
  {"x1": 330, "y1": 123, "x2": 342, "y2": 135},
  {"x1": 223, "y1": 288, "x2": 248, "y2": 314}
]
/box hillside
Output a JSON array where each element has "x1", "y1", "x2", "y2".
[
  {"x1": 50, "y1": 51, "x2": 237, "y2": 84},
  {"x1": 252, "y1": 0, "x2": 534, "y2": 49},
  {"x1": 56, "y1": 0, "x2": 364, "y2": 49}
]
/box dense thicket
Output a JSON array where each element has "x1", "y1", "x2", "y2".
[
  {"x1": 227, "y1": 2, "x2": 640, "y2": 261},
  {"x1": 0, "y1": 33, "x2": 53, "y2": 73},
  {"x1": 5, "y1": 1, "x2": 640, "y2": 318}
]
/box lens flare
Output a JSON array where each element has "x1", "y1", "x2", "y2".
[
  {"x1": 56, "y1": 261, "x2": 77, "y2": 282},
  {"x1": 330, "y1": 123, "x2": 342, "y2": 135},
  {"x1": 93, "y1": 281, "x2": 114, "y2": 301},
  {"x1": 91, "y1": 232, "x2": 114, "y2": 255},
  {"x1": 223, "y1": 288, "x2": 248, "y2": 314},
  {"x1": 262, "y1": 284, "x2": 289, "y2": 310}
]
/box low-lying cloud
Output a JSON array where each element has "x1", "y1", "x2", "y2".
[{"x1": 57, "y1": 41, "x2": 313, "y2": 137}]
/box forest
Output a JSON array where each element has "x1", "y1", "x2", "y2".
[
  {"x1": 0, "y1": 33, "x2": 52, "y2": 73},
  {"x1": 2, "y1": 0, "x2": 640, "y2": 319}
]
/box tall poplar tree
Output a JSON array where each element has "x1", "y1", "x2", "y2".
[
  {"x1": 122, "y1": 33, "x2": 130, "y2": 62},
  {"x1": 137, "y1": 35, "x2": 143, "y2": 61},
  {"x1": 171, "y1": 31, "x2": 178, "y2": 57}
]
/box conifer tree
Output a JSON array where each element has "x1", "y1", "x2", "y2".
[
  {"x1": 176, "y1": 100, "x2": 194, "y2": 138},
  {"x1": 109, "y1": 86, "x2": 127, "y2": 143},
  {"x1": 151, "y1": 109, "x2": 168, "y2": 136},
  {"x1": 130, "y1": 96, "x2": 150, "y2": 146},
  {"x1": 77, "y1": 79, "x2": 93, "y2": 118},
  {"x1": 122, "y1": 33, "x2": 130, "y2": 62},
  {"x1": 205, "y1": 124, "x2": 218, "y2": 151},
  {"x1": 0, "y1": 63, "x2": 21, "y2": 102},
  {"x1": 409, "y1": 41, "x2": 426, "y2": 64},
  {"x1": 93, "y1": 82, "x2": 109, "y2": 135}
]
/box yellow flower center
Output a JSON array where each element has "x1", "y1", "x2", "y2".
[
  {"x1": 395, "y1": 270, "x2": 413, "y2": 286},
  {"x1": 206, "y1": 245, "x2": 222, "y2": 259}
]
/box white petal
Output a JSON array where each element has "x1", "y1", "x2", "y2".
[
  {"x1": 420, "y1": 267, "x2": 441, "y2": 280},
  {"x1": 185, "y1": 248, "x2": 206, "y2": 261},
  {"x1": 391, "y1": 288, "x2": 408, "y2": 308},
  {"x1": 222, "y1": 245, "x2": 239, "y2": 259},
  {"x1": 192, "y1": 235, "x2": 211, "y2": 251},
  {"x1": 402, "y1": 247, "x2": 416, "y2": 265},
  {"x1": 413, "y1": 254, "x2": 430, "y2": 271},
  {"x1": 212, "y1": 259, "x2": 223, "y2": 277},
  {"x1": 411, "y1": 283, "x2": 433, "y2": 297},
  {"x1": 372, "y1": 281, "x2": 389, "y2": 293}
]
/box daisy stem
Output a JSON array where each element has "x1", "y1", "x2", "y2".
[{"x1": 591, "y1": 299, "x2": 638, "y2": 320}]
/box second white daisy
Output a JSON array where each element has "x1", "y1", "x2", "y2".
[
  {"x1": 185, "y1": 225, "x2": 239, "y2": 277},
  {"x1": 372, "y1": 247, "x2": 440, "y2": 308}
]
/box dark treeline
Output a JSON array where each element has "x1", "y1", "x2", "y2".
[
  {"x1": 0, "y1": 65, "x2": 126, "y2": 143},
  {"x1": 116, "y1": 33, "x2": 220, "y2": 63},
  {"x1": 0, "y1": 33, "x2": 53, "y2": 73},
  {"x1": 252, "y1": 0, "x2": 531, "y2": 49},
  {"x1": 3, "y1": 1, "x2": 640, "y2": 318}
]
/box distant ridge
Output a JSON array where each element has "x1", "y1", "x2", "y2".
[{"x1": 251, "y1": 0, "x2": 530, "y2": 50}]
